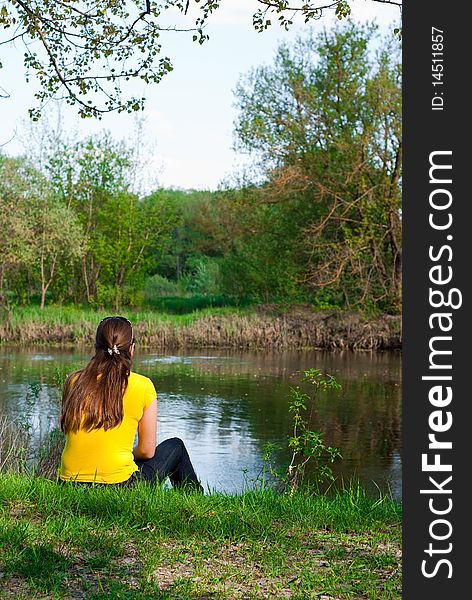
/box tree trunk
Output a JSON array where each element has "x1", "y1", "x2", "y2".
[
  {"x1": 82, "y1": 257, "x2": 91, "y2": 303},
  {"x1": 40, "y1": 253, "x2": 46, "y2": 310}
]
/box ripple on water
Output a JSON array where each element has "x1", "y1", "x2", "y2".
[
  {"x1": 140, "y1": 356, "x2": 194, "y2": 365},
  {"x1": 140, "y1": 355, "x2": 235, "y2": 365}
]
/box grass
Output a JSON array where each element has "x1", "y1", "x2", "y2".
[
  {"x1": 148, "y1": 294, "x2": 251, "y2": 314},
  {"x1": 0, "y1": 416, "x2": 29, "y2": 475},
  {"x1": 0, "y1": 475, "x2": 401, "y2": 599},
  {"x1": 0, "y1": 304, "x2": 402, "y2": 350},
  {"x1": 5, "y1": 304, "x2": 252, "y2": 329}
]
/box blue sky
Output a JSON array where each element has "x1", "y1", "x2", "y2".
[{"x1": 0, "y1": 1, "x2": 400, "y2": 191}]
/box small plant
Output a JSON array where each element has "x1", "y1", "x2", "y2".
[
  {"x1": 263, "y1": 368, "x2": 342, "y2": 494},
  {"x1": 35, "y1": 428, "x2": 66, "y2": 480},
  {"x1": 0, "y1": 415, "x2": 30, "y2": 475},
  {"x1": 53, "y1": 364, "x2": 83, "y2": 392}
]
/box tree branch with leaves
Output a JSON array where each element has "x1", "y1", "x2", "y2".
[{"x1": 1, "y1": 0, "x2": 401, "y2": 119}]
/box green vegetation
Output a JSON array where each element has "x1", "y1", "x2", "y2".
[
  {"x1": 0, "y1": 2, "x2": 400, "y2": 119},
  {"x1": 0, "y1": 24, "x2": 401, "y2": 317},
  {"x1": 5, "y1": 303, "x2": 246, "y2": 330},
  {"x1": 0, "y1": 304, "x2": 252, "y2": 342},
  {"x1": 0, "y1": 304, "x2": 401, "y2": 349},
  {"x1": 264, "y1": 369, "x2": 343, "y2": 494},
  {"x1": 0, "y1": 15, "x2": 403, "y2": 597},
  {"x1": 232, "y1": 23, "x2": 401, "y2": 312},
  {"x1": 0, "y1": 475, "x2": 401, "y2": 599}
]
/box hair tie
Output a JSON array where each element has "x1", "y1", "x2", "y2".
[{"x1": 107, "y1": 344, "x2": 120, "y2": 355}]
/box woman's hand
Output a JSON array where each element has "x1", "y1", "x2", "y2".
[{"x1": 133, "y1": 398, "x2": 157, "y2": 461}]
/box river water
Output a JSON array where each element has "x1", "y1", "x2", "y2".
[{"x1": 0, "y1": 347, "x2": 401, "y2": 500}]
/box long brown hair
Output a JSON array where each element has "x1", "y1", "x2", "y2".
[{"x1": 60, "y1": 317, "x2": 135, "y2": 434}]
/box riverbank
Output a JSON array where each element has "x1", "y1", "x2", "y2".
[
  {"x1": 0, "y1": 305, "x2": 401, "y2": 350},
  {"x1": 0, "y1": 475, "x2": 401, "y2": 599}
]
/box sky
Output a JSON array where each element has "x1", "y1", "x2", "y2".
[{"x1": 0, "y1": 1, "x2": 400, "y2": 191}]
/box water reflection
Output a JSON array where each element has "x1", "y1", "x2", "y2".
[{"x1": 0, "y1": 347, "x2": 401, "y2": 499}]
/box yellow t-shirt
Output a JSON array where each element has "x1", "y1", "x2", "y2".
[{"x1": 59, "y1": 372, "x2": 157, "y2": 484}]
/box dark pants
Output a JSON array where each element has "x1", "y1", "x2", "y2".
[{"x1": 128, "y1": 437, "x2": 203, "y2": 492}]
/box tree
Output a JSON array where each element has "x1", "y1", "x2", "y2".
[
  {"x1": 217, "y1": 188, "x2": 306, "y2": 302},
  {"x1": 154, "y1": 190, "x2": 227, "y2": 280},
  {"x1": 0, "y1": 155, "x2": 86, "y2": 307},
  {"x1": 0, "y1": 156, "x2": 37, "y2": 299},
  {"x1": 0, "y1": 1, "x2": 401, "y2": 119},
  {"x1": 45, "y1": 134, "x2": 133, "y2": 302},
  {"x1": 94, "y1": 190, "x2": 179, "y2": 309},
  {"x1": 30, "y1": 196, "x2": 85, "y2": 309},
  {"x1": 46, "y1": 134, "x2": 179, "y2": 307},
  {"x1": 233, "y1": 23, "x2": 401, "y2": 311}
]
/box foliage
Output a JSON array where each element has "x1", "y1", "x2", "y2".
[
  {"x1": 149, "y1": 189, "x2": 228, "y2": 284},
  {"x1": 143, "y1": 273, "x2": 186, "y2": 300},
  {"x1": 147, "y1": 294, "x2": 244, "y2": 314},
  {"x1": 0, "y1": 1, "x2": 400, "y2": 119},
  {"x1": 218, "y1": 190, "x2": 308, "y2": 303},
  {"x1": 0, "y1": 24, "x2": 401, "y2": 314},
  {"x1": 263, "y1": 368, "x2": 342, "y2": 494},
  {"x1": 0, "y1": 1, "x2": 193, "y2": 119},
  {"x1": 30, "y1": 195, "x2": 85, "y2": 309},
  {"x1": 184, "y1": 256, "x2": 222, "y2": 295},
  {"x1": 46, "y1": 135, "x2": 179, "y2": 308},
  {"x1": 1, "y1": 133, "x2": 180, "y2": 310},
  {"x1": 0, "y1": 156, "x2": 86, "y2": 308},
  {"x1": 233, "y1": 23, "x2": 402, "y2": 312},
  {"x1": 0, "y1": 157, "x2": 36, "y2": 270}
]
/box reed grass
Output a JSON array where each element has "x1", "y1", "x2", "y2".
[
  {"x1": 1, "y1": 304, "x2": 402, "y2": 350},
  {"x1": 0, "y1": 416, "x2": 29, "y2": 475}
]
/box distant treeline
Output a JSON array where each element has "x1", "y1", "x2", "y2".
[{"x1": 0, "y1": 23, "x2": 401, "y2": 315}]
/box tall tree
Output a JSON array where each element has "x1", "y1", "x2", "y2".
[
  {"x1": 47, "y1": 134, "x2": 178, "y2": 307},
  {"x1": 46, "y1": 134, "x2": 133, "y2": 302},
  {"x1": 0, "y1": 156, "x2": 36, "y2": 298},
  {"x1": 94, "y1": 190, "x2": 179, "y2": 309},
  {"x1": 0, "y1": 155, "x2": 85, "y2": 307},
  {"x1": 233, "y1": 24, "x2": 402, "y2": 311},
  {"x1": 30, "y1": 196, "x2": 85, "y2": 309}
]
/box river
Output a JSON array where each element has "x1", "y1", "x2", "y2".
[{"x1": 0, "y1": 347, "x2": 401, "y2": 500}]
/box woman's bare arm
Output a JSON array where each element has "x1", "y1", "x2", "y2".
[{"x1": 133, "y1": 398, "x2": 158, "y2": 460}]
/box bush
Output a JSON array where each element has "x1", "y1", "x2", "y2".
[
  {"x1": 142, "y1": 274, "x2": 185, "y2": 301},
  {"x1": 184, "y1": 257, "x2": 223, "y2": 296},
  {"x1": 147, "y1": 294, "x2": 244, "y2": 314}
]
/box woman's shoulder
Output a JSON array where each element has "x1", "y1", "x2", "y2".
[
  {"x1": 129, "y1": 371, "x2": 155, "y2": 389},
  {"x1": 128, "y1": 372, "x2": 157, "y2": 407}
]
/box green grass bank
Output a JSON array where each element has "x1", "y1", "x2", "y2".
[
  {"x1": 0, "y1": 305, "x2": 402, "y2": 350},
  {"x1": 0, "y1": 475, "x2": 401, "y2": 599}
]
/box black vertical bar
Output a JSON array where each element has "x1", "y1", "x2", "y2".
[{"x1": 403, "y1": 3, "x2": 469, "y2": 598}]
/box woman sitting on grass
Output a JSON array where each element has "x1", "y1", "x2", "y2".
[{"x1": 59, "y1": 316, "x2": 203, "y2": 491}]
